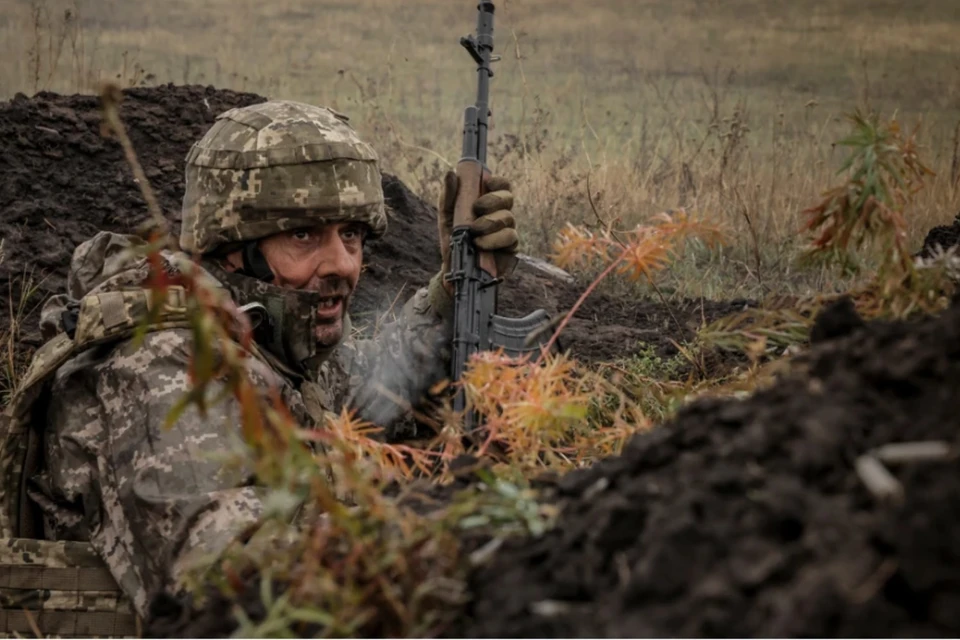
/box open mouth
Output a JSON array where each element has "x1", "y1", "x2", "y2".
[{"x1": 316, "y1": 296, "x2": 344, "y2": 319}]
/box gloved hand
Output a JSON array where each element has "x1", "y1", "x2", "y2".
[{"x1": 437, "y1": 169, "x2": 520, "y2": 294}]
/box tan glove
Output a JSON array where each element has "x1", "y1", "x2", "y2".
[{"x1": 438, "y1": 170, "x2": 520, "y2": 291}]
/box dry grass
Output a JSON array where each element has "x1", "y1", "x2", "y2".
[
  {"x1": 114, "y1": 91, "x2": 957, "y2": 634},
  {"x1": 0, "y1": 265, "x2": 43, "y2": 405},
  {"x1": 3, "y1": 0, "x2": 960, "y2": 299},
  {"x1": 2, "y1": 6, "x2": 954, "y2": 629}
]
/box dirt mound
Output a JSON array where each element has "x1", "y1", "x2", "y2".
[
  {"x1": 0, "y1": 84, "x2": 265, "y2": 358},
  {"x1": 145, "y1": 296, "x2": 960, "y2": 638},
  {"x1": 456, "y1": 298, "x2": 960, "y2": 637},
  {"x1": 0, "y1": 84, "x2": 744, "y2": 370},
  {"x1": 917, "y1": 212, "x2": 960, "y2": 259}
]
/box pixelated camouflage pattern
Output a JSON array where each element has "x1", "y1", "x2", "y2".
[
  {"x1": 181, "y1": 100, "x2": 387, "y2": 255},
  {"x1": 0, "y1": 538, "x2": 105, "y2": 570},
  {"x1": 30, "y1": 326, "x2": 287, "y2": 616},
  {"x1": 0, "y1": 539, "x2": 138, "y2": 637},
  {"x1": 314, "y1": 271, "x2": 454, "y2": 427},
  {"x1": 67, "y1": 232, "x2": 153, "y2": 299},
  {"x1": 0, "y1": 236, "x2": 198, "y2": 543},
  {"x1": 1, "y1": 232, "x2": 454, "y2": 619},
  {"x1": 0, "y1": 333, "x2": 74, "y2": 541},
  {"x1": 201, "y1": 260, "x2": 327, "y2": 375}
]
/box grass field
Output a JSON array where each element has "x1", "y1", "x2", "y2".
[
  {"x1": 4, "y1": 0, "x2": 960, "y2": 299},
  {"x1": 4, "y1": 8, "x2": 960, "y2": 631}
]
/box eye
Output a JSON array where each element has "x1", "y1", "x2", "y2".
[
  {"x1": 291, "y1": 229, "x2": 312, "y2": 242},
  {"x1": 341, "y1": 225, "x2": 366, "y2": 242}
]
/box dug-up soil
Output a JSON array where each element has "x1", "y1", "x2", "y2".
[
  {"x1": 0, "y1": 83, "x2": 747, "y2": 371},
  {"x1": 456, "y1": 296, "x2": 960, "y2": 638},
  {"x1": 11, "y1": 84, "x2": 960, "y2": 637},
  {"x1": 151, "y1": 296, "x2": 960, "y2": 638}
]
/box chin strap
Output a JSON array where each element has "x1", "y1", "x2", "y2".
[{"x1": 241, "y1": 242, "x2": 275, "y2": 283}]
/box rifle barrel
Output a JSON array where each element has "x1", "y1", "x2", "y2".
[{"x1": 474, "y1": 2, "x2": 494, "y2": 165}]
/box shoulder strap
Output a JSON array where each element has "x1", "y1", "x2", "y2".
[
  {"x1": 0, "y1": 286, "x2": 192, "y2": 539},
  {"x1": 0, "y1": 334, "x2": 77, "y2": 540},
  {"x1": 73, "y1": 286, "x2": 190, "y2": 346}
]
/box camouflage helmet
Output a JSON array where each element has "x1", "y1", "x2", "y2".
[{"x1": 180, "y1": 100, "x2": 387, "y2": 255}]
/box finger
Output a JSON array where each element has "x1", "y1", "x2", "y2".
[
  {"x1": 440, "y1": 170, "x2": 458, "y2": 217},
  {"x1": 473, "y1": 190, "x2": 514, "y2": 219},
  {"x1": 474, "y1": 228, "x2": 519, "y2": 252},
  {"x1": 484, "y1": 175, "x2": 511, "y2": 194},
  {"x1": 470, "y1": 209, "x2": 515, "y2": 236}
]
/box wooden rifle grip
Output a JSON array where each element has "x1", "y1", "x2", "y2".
[{"x1": 454, "y1": 159, "x2": 498, "y2": 277}]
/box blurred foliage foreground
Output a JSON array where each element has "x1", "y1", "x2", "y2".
[{"x1": 91, "y1": 78, "x2": 956, "y2": 636}]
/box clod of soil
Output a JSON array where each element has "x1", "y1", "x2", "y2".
[
  {"x1": 0, "y1": 84, "x2": 748, "y2": 370},
  {"x1": 455, "y1": 297, "x2": 960, "y2": 638}
]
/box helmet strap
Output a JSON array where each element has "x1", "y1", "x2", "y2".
[{"x1": 240, "y1": 242, "x2": 275, "y2": 283}]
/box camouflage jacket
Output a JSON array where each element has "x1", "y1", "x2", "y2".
[{"x1": 18, "y1": 231, "x2": 452, "y2": 617}]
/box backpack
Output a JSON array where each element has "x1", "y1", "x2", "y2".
[{"x1": 0, "y1": 285, "x2": 193, "y2": 637}]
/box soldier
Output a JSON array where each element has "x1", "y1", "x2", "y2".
[{"x1": 0, "y1": 100, "x2": 519, "y2": 626}]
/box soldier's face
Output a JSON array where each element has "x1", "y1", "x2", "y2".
[{"x1": 259, "y1": 222, "x2": 366, "y2": 346}]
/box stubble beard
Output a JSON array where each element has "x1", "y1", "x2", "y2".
[
  {"x1": 309, "y1": 274, "x2": 355, "y2": 349},
  {"x1": 314, "y1": 297, "x2": 349, "y2": 348}
]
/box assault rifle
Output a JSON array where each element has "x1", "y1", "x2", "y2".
[{"x1": 446, "y1": 1, "x2": 555, "y2": 433}]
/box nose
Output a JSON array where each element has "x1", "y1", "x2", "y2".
[{"x1": 312, "y1": 229, "x2": 355, "y2": 282}]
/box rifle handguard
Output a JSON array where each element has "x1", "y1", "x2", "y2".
[{"x1": 454, "y1": 158, "x2": 498, "y2": 277}]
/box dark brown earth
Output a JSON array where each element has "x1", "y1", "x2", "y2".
[
  {"x1": 145, "y1": 293, "x2": 960, "y2": 638},
  {"x1": 455, "y1": 296, "x2": 960, "y2": 637},
  {"x1": 0, "y1": 83, "x2": 747, "y2": 373},
  {"x1": 16, "y1": 84, "x2": 958, "y2": 639},
  {"x1": 0, "y1": 84, "x2": 262, "y2": 366}
]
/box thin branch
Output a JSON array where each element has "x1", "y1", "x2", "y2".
[
  {"x1": 586, "y1": 173, "x2": 623, "y2": 243},
  {"x1": 536, "y1": 254, "x2": 626, "y2": 365},
  {"x1": 98, "y1": 81, "x2": 172, "y2": 246}
]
